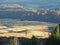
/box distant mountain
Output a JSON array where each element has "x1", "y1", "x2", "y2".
[{"x1": 0, "y1": 4, "x2": 60, "y2": 23}]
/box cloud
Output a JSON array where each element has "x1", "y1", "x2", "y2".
[
  {"x1": 0, "y1": 4, "x2": 24, "y2": 8},
  {"x1": 0, "y1": 0, "x2": 28, "y2": 2},
  {"x1": 0, "y1": 0, "x2": 60, "y2": 9}
]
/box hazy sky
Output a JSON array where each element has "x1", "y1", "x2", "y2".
[
  {"x1": 0, "y1": 0, "x2": 60, "y2": 3},
  {"x1": 0, "y1": 0, "x2": 60, "y2": 9}
]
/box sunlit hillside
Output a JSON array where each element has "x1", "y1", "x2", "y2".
[{"x1": 0, "y1": 19, "x2": 58, "y2": 38}]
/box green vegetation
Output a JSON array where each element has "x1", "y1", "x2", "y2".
[
  {"x1": 19, "y1": 37, "x2": 32, "y2": 45},
  {"x1": 10, "y1": 37, "x2": 18, "y2": 45},
  {"x1": 45, "y1": 24, "x2": 60, "y2": 45},
  {"x1": 53, "y1": 24, "x2": 60, "y2": 39},
  {"x1": 31, "y1": 36, "x2": 37, "y2": 45}
]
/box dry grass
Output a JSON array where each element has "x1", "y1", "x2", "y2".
[{"x1": 0, "y1": 25, "x2": 51, "y2": 38}]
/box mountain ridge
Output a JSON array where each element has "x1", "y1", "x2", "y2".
[{"x1": 0, "y1": 4, "x2": 60, "y2": 23}]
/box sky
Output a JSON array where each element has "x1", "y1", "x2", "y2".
[{"x1": 0, "y1": 0, "x2": 60, "y2": 9}]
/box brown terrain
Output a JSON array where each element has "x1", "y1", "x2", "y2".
[{"x1": 0, "y1": 25, "x2": 51, "y2": 38}]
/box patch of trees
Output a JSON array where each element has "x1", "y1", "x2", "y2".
[{"x1": 0, "y1": 36, "x2": 37, "y2": 45}]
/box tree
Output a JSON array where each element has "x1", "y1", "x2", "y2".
[
  {"x1": 10, "y1": 37, "x2": 19, "y2": 45},
  {"x1": 31, "y1": 36, "x2": 37, "y2": 45},
  {"x1": 45, "y1": 24, "x2": 60, "y2": 45},
  {"x1": 52, "y1": 24, "x2": 60, "y2": 39}
]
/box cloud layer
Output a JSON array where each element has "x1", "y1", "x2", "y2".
[
  {"x1": 0, "y1": 0, "x2": 60, "y2": 9},
  {"x1": 0, "y1": 4, "x2": 23, "y2": 8}
]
